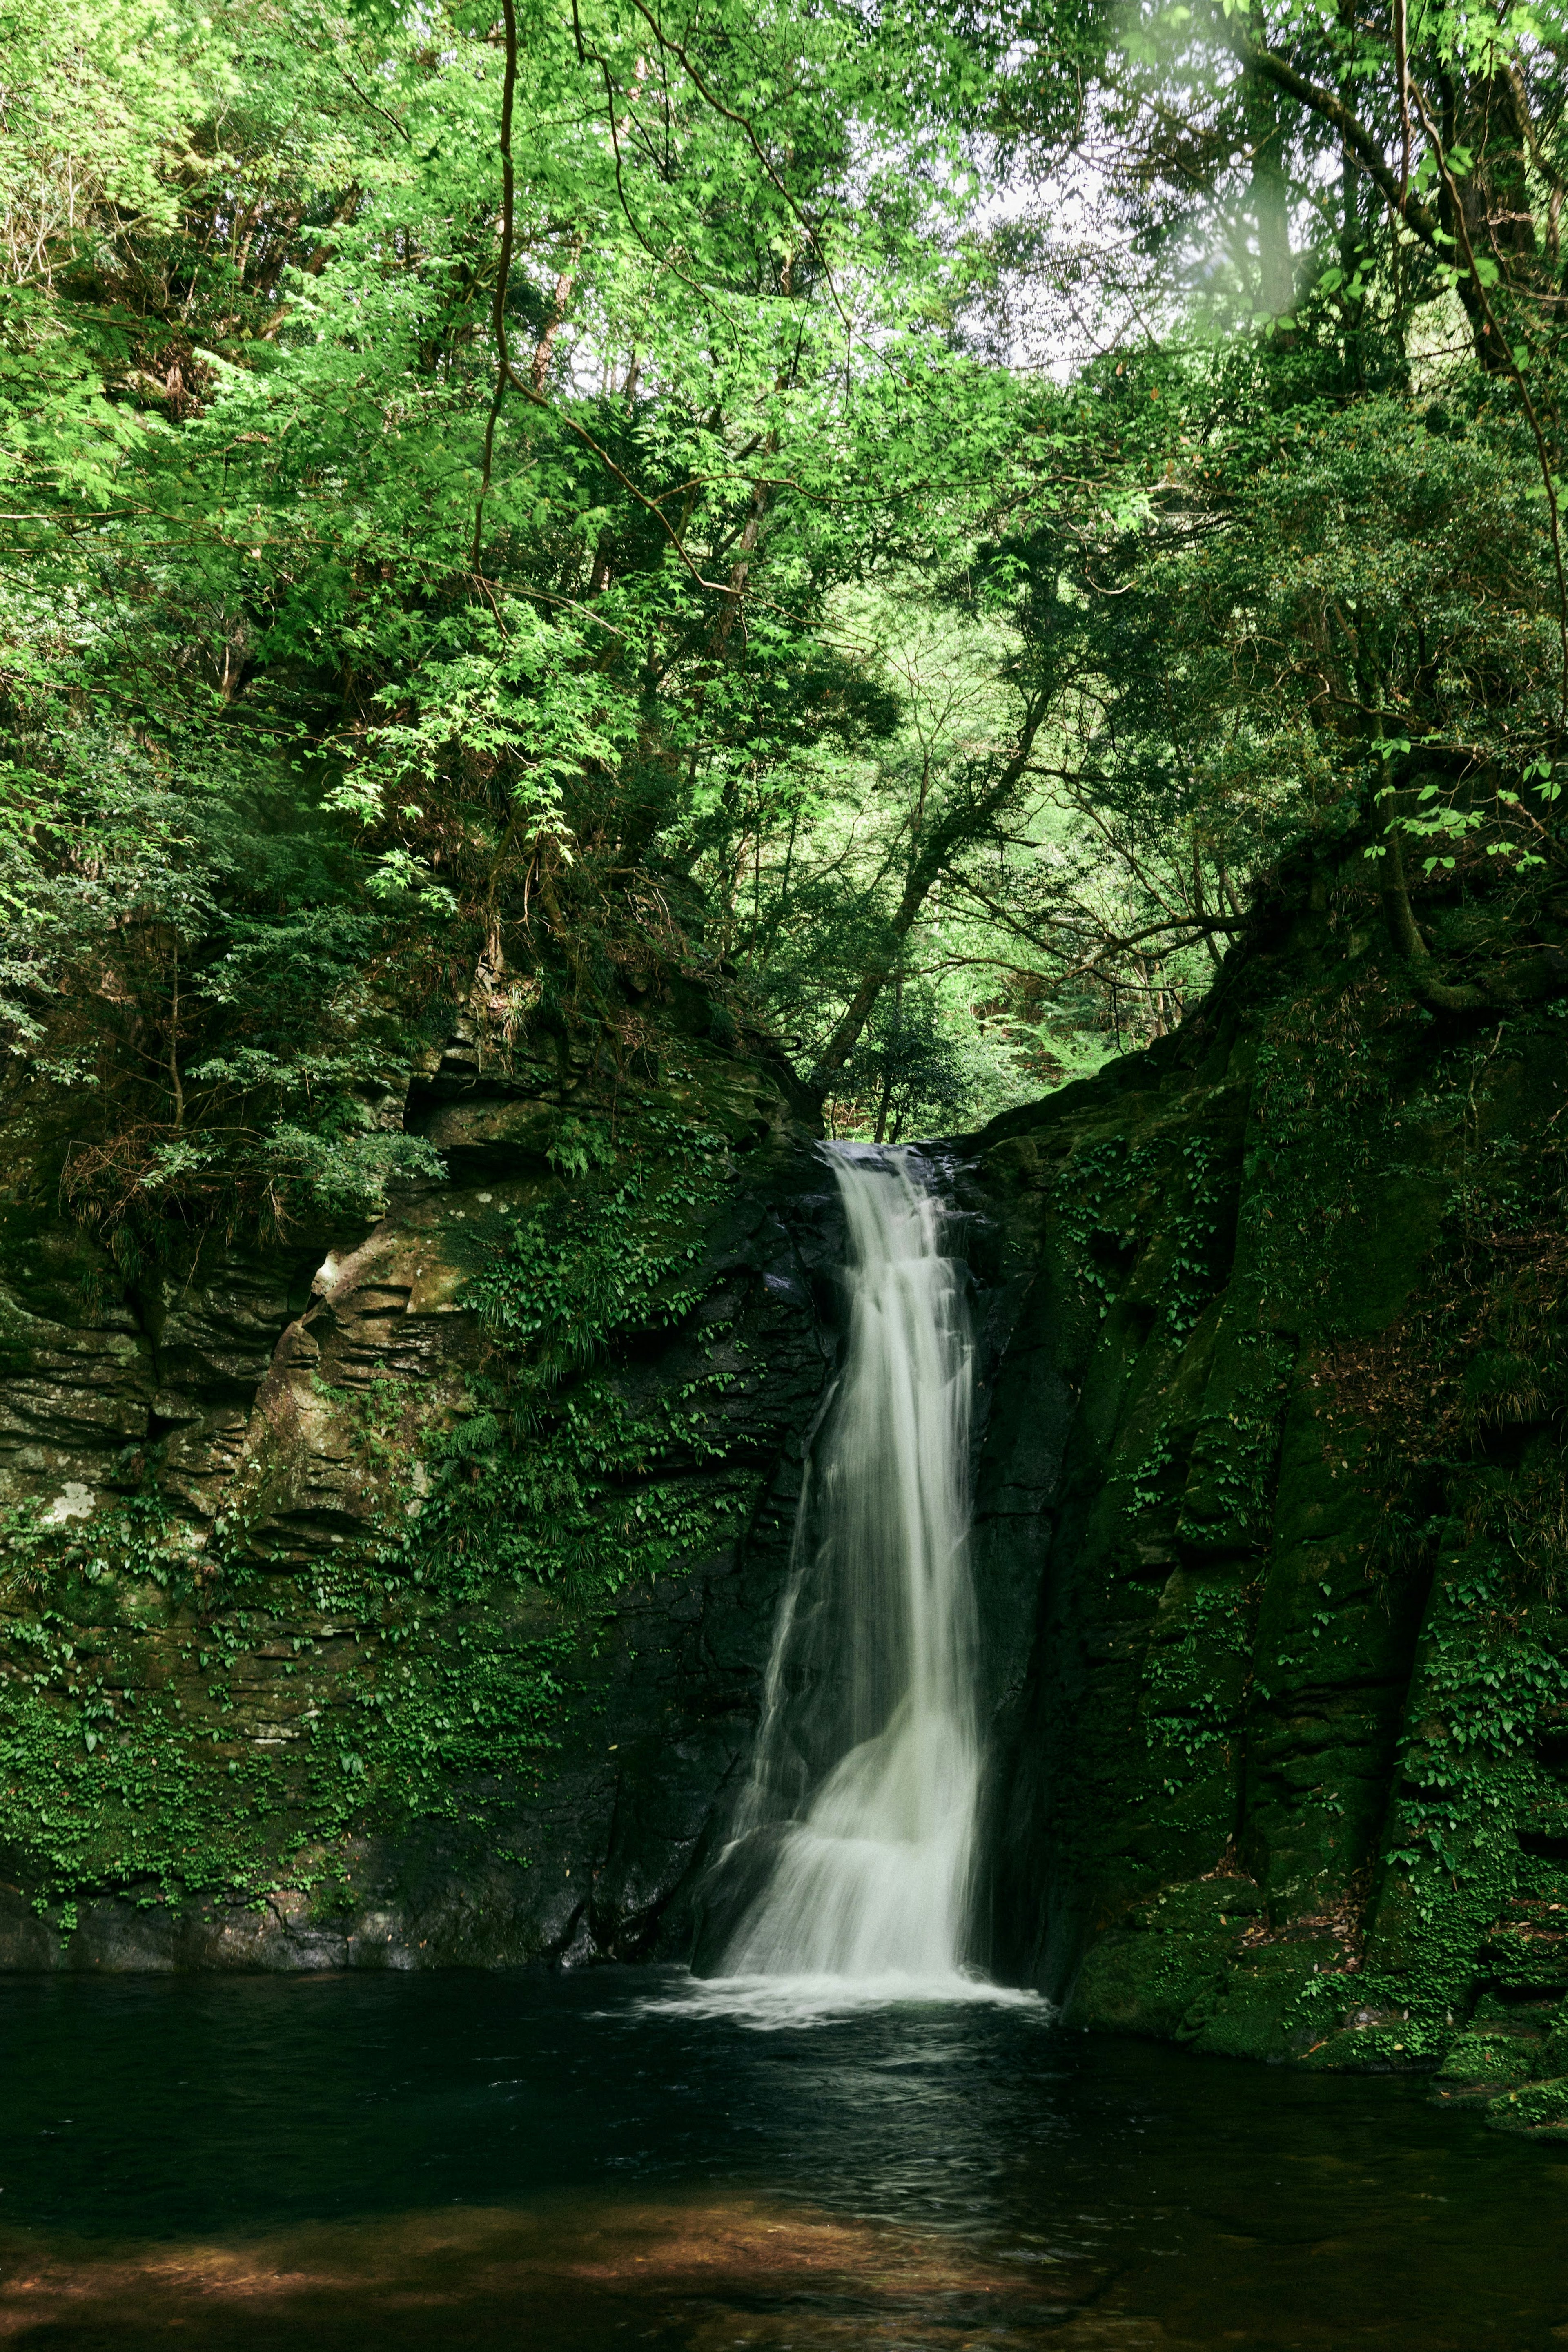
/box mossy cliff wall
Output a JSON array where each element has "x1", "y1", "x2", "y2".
[
  {"x1": 963, "y1": 850, "x2": 1568, "y2": 2123},
  {"x1": 0, "y1": 1001, "x2": 845, "y2": 1969},
  {"x1": 5, "y1": 854, "x2": 1568, "y2": 2146}
]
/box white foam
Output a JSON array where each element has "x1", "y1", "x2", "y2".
[{"x1": 637, "y1": 1966, "x2": 1047, "y2": 2031}]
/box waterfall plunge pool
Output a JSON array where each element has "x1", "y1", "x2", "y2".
[
  {"x1": 2, "y1": 1967, "x2": 1566, "y2": 2350},
  {"x1": 4, "y1": 1156, "x2": 1557, "y2": 2345}
]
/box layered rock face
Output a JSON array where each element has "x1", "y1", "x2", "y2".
[
  {"x1": 964, "y1": 849, "x2": 1568, "y2": 2116},
  {"x1": 0, "y1": 1012, "x2": 841, "y2": 1969}
]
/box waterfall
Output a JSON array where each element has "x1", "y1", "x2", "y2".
[{"x1": 717, "y1": 1144, "x2": 982, "y2": 1986}]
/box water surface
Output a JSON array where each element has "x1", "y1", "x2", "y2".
[{"x1": 1, "y1": 1968, "x2": 1565, "y2": 2348}]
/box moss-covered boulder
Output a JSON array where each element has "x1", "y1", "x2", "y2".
[{"x1": 1488, "y1": 2077, "x2": 1568, "y2": 2133}]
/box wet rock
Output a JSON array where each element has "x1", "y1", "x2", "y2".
[
  {"x1": 0, "y1": 1039, "x2": 844, "y2": 1971},
  {"x1": 688, "y1": 1824, "x2": 792, "y2": 1977}
]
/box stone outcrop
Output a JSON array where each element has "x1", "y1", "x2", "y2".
[{"x1": 0, "y1": 1010, "x2": 842, "y2": 1970}]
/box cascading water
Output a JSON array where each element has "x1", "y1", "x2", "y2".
[{"x1": 715, "y1": 1143, "x2": 984, "y2": 1989}]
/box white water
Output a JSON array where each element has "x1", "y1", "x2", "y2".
[{"x1": 706, "y1": 1144, "x2": 1004, "y2": 2011}]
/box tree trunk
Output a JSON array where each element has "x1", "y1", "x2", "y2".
[
  {"x1": 1245, "y1": 67, "x2": 1294, "y2": 315},
  {"x1": 806, "y1": 698, "x2": 1049, "y2": 1101}
]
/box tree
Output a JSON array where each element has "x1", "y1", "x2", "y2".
[
  {"x1": 0, "y1": 0, "x2": 1025, "y2": 1231},
  {"x1": 10, "y1": 0, "x2": 1568, "y2": 1204}
]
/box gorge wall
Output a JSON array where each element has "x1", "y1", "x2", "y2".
[
  {"x1": 0, "y1": 1003, "x2": 841, "y2": 1971},
  {"x1": 4, "y1": 850, "x2": 1568, "y2": 2134},
  {"x1": 963, "y1": 846, "x2": 1568, "y2": 2129}
]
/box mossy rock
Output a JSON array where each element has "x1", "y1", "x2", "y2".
[
  {"x1": 1437, "y1": 2031, "x2": 1543, "y2": 2090},
  {"x1": 1488, "y1": 2077, "x2": 1568, "y2": 2134},
  {"x1": 976, "y1": 872, "x2": 1568, "y2": 2087},
  {"x1": 1126, "y1": 1876, "x2": 1265, "y2": 1934},
  {"x1": 1176, "y1": 1939, "x2": 1341, "y2": 2063},
  {"x1": 1061, "y1": 1928, "x2": 1232, "y2": 2040}
]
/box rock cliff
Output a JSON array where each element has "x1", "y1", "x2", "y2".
[
  {"x1": 6, "y1": 845, "x2": 1568, "y2": 2140},
  {"x1": 0, "y1": 1005, "x2": 839, "y2": 1970},
  {"x1": 963, "y1": 843, "x2": 1568, "y2": 2129}
]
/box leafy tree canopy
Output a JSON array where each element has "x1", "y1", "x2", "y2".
[{"x1": 4, "y1": 0, "x2": 1568, "y2": 1243}]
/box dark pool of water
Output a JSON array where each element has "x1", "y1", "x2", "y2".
[{"x1": 0, "y1": 1967, "x2": 1564, "y2": 2350}]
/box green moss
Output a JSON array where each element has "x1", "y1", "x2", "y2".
[
  {"x1": 0, "y1": 1063, "x2": 792, "y2": 1924},
  {"x1": 0, "y1": 1545, "x2": 575, "y2": 1909},
  {"x1": 1178, "y1": 1941, "x2": 1340, "y2": 2063},
  {"x1": 1437, "y1": 2032, "x2": 1542, "y2": 2089},
  {"x1": 401, "y1": 1109, "x2": 753, "y2": 1605},
  {"x1": 1062, "y1": 1926, "x2": 1234, "y2": 2040},
  {"x1": 1488, "y1": 2077, "x2": 1568, "y2": 2133},
  {"x1": 987, "y1": 896, "x2": 1568, "y2": 2095}
]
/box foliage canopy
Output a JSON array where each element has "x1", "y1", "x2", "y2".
[{"x1": 6, "y1": 0, "x2": 1568, "y2": 1232}]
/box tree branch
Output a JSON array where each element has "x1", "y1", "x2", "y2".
[{"x1": 1219, "y1": 21, "x2": 1440, "y2": 249}]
